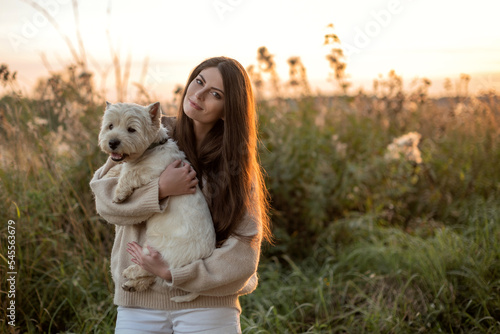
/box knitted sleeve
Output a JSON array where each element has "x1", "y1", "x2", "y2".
[
  {"x1": 167, "y1": 212, "x2": 263, "y2": 297},
  {"x1": 89, "y1": 157, "x2": 169, "y2": 225}
]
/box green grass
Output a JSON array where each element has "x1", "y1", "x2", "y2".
[
  {"x1": 242, "y1": 214, "x2": 500, "y2": 333},
  {"x1": 1, "y1": 63, "x2": 500, "y2": 333}
]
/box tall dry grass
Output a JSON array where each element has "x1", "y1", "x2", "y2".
[
  {"x1": 2, "y1": 51, "x2": 500, "y2": 333},
  {"x1": 0, "y1": 62, "x2": 116, "y2": 332},
  {"x1": 1, "y1": 10, "x2": 500, "y2": 332}
]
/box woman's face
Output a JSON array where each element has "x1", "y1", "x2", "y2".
[{"x1": 183, "y1": 67, "x2": 225, "y2": 128}]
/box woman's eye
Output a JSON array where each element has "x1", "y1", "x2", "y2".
[
  {"x1": 109, "y1": 124, "x2": 113, "y2": 130},
  {"x1": 196, "y1": 78, "x2": 203, "y2": 85},
  {"x1": 212, "y1": 92, "x2": 221, "y2": 99},
  {"x1": 128, "y1": 127, "x2": 136, "y2": 133}
]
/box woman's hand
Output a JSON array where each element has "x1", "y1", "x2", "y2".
[
  {"x1": 158, "y1": 160, "x2": 198, "y2": 199},
  {"x1": 126, "y1": 241, "x2": 172, "y2": 282}
]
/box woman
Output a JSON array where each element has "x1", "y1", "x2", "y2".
[{"x1": 90, "y1": 56, "x2": 272, "y2": 333}]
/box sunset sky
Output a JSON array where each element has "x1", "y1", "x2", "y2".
[{"x1": 1, "y1": 0, "x2": 499, "y2": 99}]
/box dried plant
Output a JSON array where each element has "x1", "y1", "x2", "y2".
[
  {"x1": 324, "y1": 23, "x2": 351, "y2": 95},
  {"x1": 384, "y1": 132, "x2": 423, "y2": 164},
  {"x1": 373, "y1": 70, "x2": 405, "y2": 116},
  {"x1": 256, "y1": 46, "x2": 281, "y2": 97},
  {"x1": 287, "y1": 56, "x2": 311, "y2": 96}
]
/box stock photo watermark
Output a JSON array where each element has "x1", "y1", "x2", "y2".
[
  {"x1": 5, "y1": 220, "x2": 17, "y2": 328},
  {"x1": 477, "y1": 73, "x2": 500, "y2": 93},
  {"x1": 342, "y1": 0, "x2": 415, "y2": 57},
  {"x1": 212, "y1": 0, "x2": 244, "y2": 21},
  {"x1": 7, "y1": 0, "x2": 71, "y2": 53},
  {"x1": 144, "y1": 65, "x2": 171, "y2": 92}
]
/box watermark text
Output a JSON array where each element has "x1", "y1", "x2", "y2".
[{"x1": 6, "y1": 220, "x2": 17, "y2": 327}]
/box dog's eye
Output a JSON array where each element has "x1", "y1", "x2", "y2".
[
  {"x1": 128, "y1": 127, "x2": 136, "y2": 133},
  {"x1": 108, "y1": 124, "x2": 113, "y2": 130}
]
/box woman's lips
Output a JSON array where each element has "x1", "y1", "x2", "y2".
[{"x1": 189, "y1": 99, "x2": 203, "y2": 111}]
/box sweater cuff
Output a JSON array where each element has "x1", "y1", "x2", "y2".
[
  {"x1": 138, "y1": 179, "x2": 168, "y2": 213},
  {"x1": 96, "y1": 157, "x2": 119, "y2": 178},
  {"x1": 169, "y1": 264, "x2": 194, "y2": 288}
]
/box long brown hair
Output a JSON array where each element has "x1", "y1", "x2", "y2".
[{"x1": 174, "y1": 57, "x2": 272, "y2": 247}]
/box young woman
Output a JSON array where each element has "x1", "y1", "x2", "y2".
[{"x1": 90, "y1": 56, "x2": 272, "y2": 333}]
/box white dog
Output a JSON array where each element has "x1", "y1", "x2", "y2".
[{"x1": 98, "y1": 101, "x2": 215, "y2": 302}]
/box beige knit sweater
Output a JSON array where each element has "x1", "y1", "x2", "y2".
[{"x1": 89, "y1": 134, "x2": 262, "y2": 312}]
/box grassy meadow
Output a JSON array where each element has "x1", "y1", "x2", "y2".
[{"x1": 1, "y1": 50, "x2": 500, "y2": 334}]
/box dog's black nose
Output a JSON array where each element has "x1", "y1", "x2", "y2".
[{"x1": 109, "y1": 139, "x2": 121, "y2": 150}]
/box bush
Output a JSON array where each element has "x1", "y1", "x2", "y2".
[{"x1": 259, "y1": 90, "x2": 500, "y2": 257}]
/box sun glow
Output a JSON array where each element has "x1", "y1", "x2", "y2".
[{"x1": 1, "y1": 0, "x2": 499, "y2": 99}]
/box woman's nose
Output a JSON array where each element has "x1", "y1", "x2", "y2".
[{"x1": 195, "y1": 88, "x2": 206, "y2": 100}]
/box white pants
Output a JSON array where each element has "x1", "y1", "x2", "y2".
[{"x1": 115, "y1": 306, "x2": 242, "y2": 334}]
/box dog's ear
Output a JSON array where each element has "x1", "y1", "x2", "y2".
[
  {"x1": 105, "y1": 101, "x2": 112, "y2": 109},
  {"x1": 148, "y1": 102, "x2": 162, "y2": 122}
]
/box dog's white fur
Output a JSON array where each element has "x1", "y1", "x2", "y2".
[{"x1": 98, "y1": 101, "x2": 215, "y2": 302}]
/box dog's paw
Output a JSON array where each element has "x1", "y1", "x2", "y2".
[
  {"x1": 122, "y1": 265, "x2": 135, "y2": 280},
  {"x1": 112, "y1": 197, "x2": 122, "y2": 203},
  {"x1": 112, "y1": 194, "x2": 126, "y2": 203},
  {"x1": 122, "y1": 264, "x2": 146, "y2": 280},
  {"x1": 113, "y1": 188, "x2": 132, "y2": 203},
  {"x1": 122, "y1": 277, "x2": 155, "y2": 292},
  {"x1": 121, "y1": 281, "x2": 137, "y2": 292}
]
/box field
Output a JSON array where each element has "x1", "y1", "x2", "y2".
[{"x1": 1, "y1": 54, "x2": 500, "y2": 333}]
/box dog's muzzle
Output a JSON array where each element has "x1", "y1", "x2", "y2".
[
  {"x1": 109, "y1": 139, "x2": 121, "y2": 150},
  {"x1": 108, "y1": 139, "x2": 128, "y2": 161}
]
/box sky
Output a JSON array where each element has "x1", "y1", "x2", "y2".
[{"x1": 1, "y1": 0, "x2": 500, "y2": 99}]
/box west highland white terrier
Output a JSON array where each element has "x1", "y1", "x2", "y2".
[{"x1": 98, "y1": 101, "x2": 215, "y2": 302}]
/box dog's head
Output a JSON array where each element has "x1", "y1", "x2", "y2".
[{"x1": 98, "y1": 102, "x2": 162, "y2": 162}]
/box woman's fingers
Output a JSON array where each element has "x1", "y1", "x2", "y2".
[
  {"x1": 124, "y1": 242, "x2": 171, "y2": 279},
  {"x1": 127, "y1": 242, "x2": 143, "y2": 260},
  {"x1": 146, "y1": 245, "x2": 160, "y2": 257},
  {"x1": 169, "y1": 159, "x2": 183, "y2": 169},
  {"x1": 158, "y1": 160, "x2": 199, "y2": 198}
]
